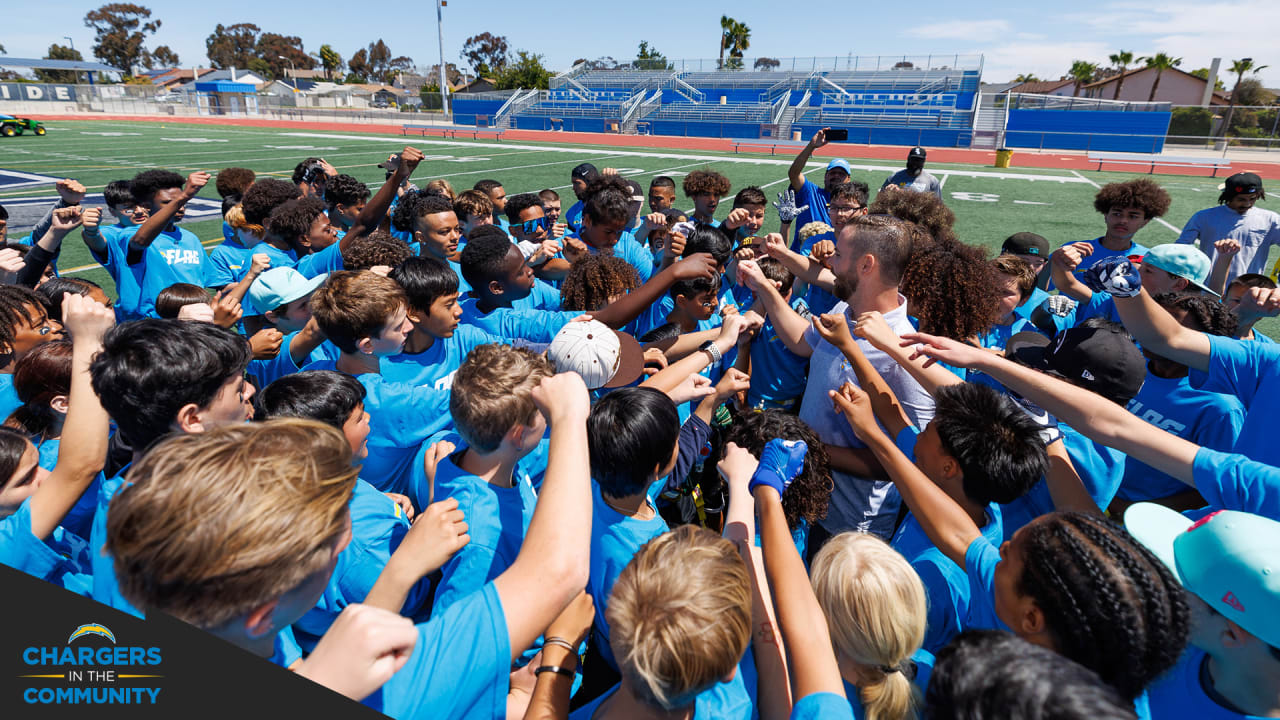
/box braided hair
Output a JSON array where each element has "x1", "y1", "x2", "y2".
[{"x1": 1015, "y1": 512, "x2": 1189, "y2": 700}]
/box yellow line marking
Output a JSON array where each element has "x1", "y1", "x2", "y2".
[{"x1": 19, "y1": 674, "x2": 66, "y2": 678}]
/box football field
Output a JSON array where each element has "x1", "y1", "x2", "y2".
[{"x1": 0, "y1": 118, "x2": 1269, "y2": 335}]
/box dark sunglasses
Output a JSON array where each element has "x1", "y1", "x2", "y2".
[{"x1": 517, "y1": 217, "x2": 550, "y2": 234}]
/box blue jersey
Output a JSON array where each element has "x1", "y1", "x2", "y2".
[
  {"x1": 0, "y1": 497, "x2": 91, "y2": 594},
  {"x1": 513, "y1": 278, "x2": 562, "y2": 312},
  {"x1": 301, "y1": 360, "x2": 454, "y2": 495},
  {"x1": 1000, "y1": 421, "x2": 1127, "y2": 540},
  {"x1": 95, "y1": 224, "x2": 148, "y2": 321},
  {"x1": 1117, "y1": 372, "x2": 1245, "y2": 503},
  {"x1": 963, "y1": 536, "x2": 1008, "y2": 632},
  {"x1": 1014, "y1": 286, "x2": 1052, "y2": 322},
  {"x1": 1192, "y1": 448, "x2": 1280, "y2": 520},
  {"x1": 35, "y1": 437, "x2": 100, "y2": 542},
  {"x1": 571, "y1": 674, "x2": 753, "y2": 720},
  {"x1": 381, "y1": 326, "x2": 508, "y2": 392},
  {"x1": 1191, "y1": 334, "x2": 1280, "y2": 466},
  {"x1": 798, "y1": 231, "x2": 842, "y2": 317},
  {"x1": 587, "y1": 483, "x2": 669, "y2": 671},
  {"x1": 294, "y1": 479, "x2": 430, "y2": 648},
  {"x1": 363, "y1": 583, "x2": 511, "y2": 720},
  {"x1": 977, "y1": 316, "x2": 1033, "y2": 351},
  {"x1": 791, "y1": 693, "x2": 856, "y2": 720},
  {"x1": 791, "y1": 179, "x2": 832, "y2": 248},
  {"x1": 248, "y1": 334, "x2": 342, "y2": 388},
  {"x1": 138, "y1": 227, "x2": 214, "y2": 317},
  {"x1": 458, "y1": 295, "x2": 577, "y2": 342},
  {"x1": 1146, "y1": 646, "x2": 1264, "y2": 720},
  {"x1": 207, "y1": 239, "x2": 297, "y2": 290},
  {"x1": 0, "y1": 374, "x2": 20, "y2": 420},
  {"x1": 1073, "y1": 290, "x2": 1123, "y2": 326},
  {"x1": 893, "y1": 500, "x2": 1004, "y2": 653},
  {"x1": 89, "y1": 470, "x2": 143, "y2": 616},
  {"x1": 564, "y1": 200, "x2": 584, "y2": 233},
  {"x1": 295, "y1": 242, "x2": 344, "y2": 279},
  {"x1": 746, "y1": 314, "x2": 809, "y2": 410},
  {"x1": 563, "y1": 231, "x2": 654, "y2": 283},
  {"x1": 1073, "y1": 237, "x2": 1148, "y2": 272},
  {"x1": 270, "y1": 627, "x2": 303, "y2": 668},
  {"x1": 432, "y1": 450, "x2": 538, "y2": 612}
]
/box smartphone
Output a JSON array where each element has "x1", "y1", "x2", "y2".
[{"x1": 825, "y1": 128, "x2": 849, "y2": 142}]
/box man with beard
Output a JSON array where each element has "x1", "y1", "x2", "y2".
[
  {"x1": 881, "y1": 147, "x2": 942, "y2": 200},
  {"x1": 737, "y1": 215, "x2": 935, "y2": 544},
  {"x1": 787, "y1": 128, "x2": 854, "y2": 246}
]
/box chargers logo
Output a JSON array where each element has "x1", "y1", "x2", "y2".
[{"x1": 68, "y1": 624, "x2": 116, "y2": 645}]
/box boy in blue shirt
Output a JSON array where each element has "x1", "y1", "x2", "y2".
[
  {"x1": 559, "y1": 176, "x2": 656, "y2": 283},
  {"x1": 473, "y1": 179, "x2": 508, "y2": 230},
  {"x1": 391, "y1": 191, "x2": 466, "y2": 285},
  {"x1": 87, "y1": 319, "x2": 256, "y2": 614},
  {"x1": 245, "y1": 267, "x2": 335, "y2": 386},
  {"x1": 306, "y1": 270, "x2": 453, "y2": 496},
  {"x1": 453, "y1": 188, "x2": 494, "y2": 240},
  {"x1": 564, "y1": 163, "x2": 598, "y2": 233},
  {"x1": 735, "y1": 257, "x2": 808, "y2": 411},
  {"x1": 79, "y1": 180, "x2": 149, "y2": 319},
  {"x1": 324, "y1": 174, "x2": 370, "y2": 238},
  {"x1": 786, "y1": 128, "x2": 854, "y2": 247},
  {"x1": 430, "y1": 344, "x2": 553, "y2": 611},
  {"x1": 505, "y1": 192, "x2": 571, "y2": 307},
  {"x1": 265, "y1": 196, "x2": 336, "y2": 260},
  {"x1": 124, "y1": 169, "x2": 216, "y2": 317},
  {"x1": 682, "y1": 169, "x2": 731, "y2": 227},
  {"x1": 1067, "y1": 177, "x2": 1172, "y2": 273}
]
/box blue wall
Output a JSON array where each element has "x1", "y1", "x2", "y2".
[
  {"x1": 650, "y1": 120, "x2": 764, "y2": 139},
  {"x1": 452, "y1": 98, "x2": 505, "y2": 127},
  {"x1": 514, "y1": 116, "x2": 609, "y2": 133},
  {"x1": 1004, "y1": 109, "x2": 1172, "y2": 152},
  {"x1": 790, "y1": 124, "x2": 972, "y2": 147}
]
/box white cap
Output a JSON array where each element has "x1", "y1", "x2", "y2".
[{"x1": 547, "y1": 319, "x2": 644, "y2": 390}]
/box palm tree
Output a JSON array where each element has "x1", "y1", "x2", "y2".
[
  {"x1": 1014, "y1": 73, "x2": 1040, "y2": 83},
  {"x1": 1141, "y1": 52, "x2": 1182, "y2": 102},
  {"x1": 718, "y1": 16, "x2": 750, "y2": 70},
  {"x1": 1108, "y1": 50, "x2": 1134, "y2": 99},
  {"x1": 718, "y1": 15, "x2": 732, "y2": 69},
  {"x1": 1069, "y1": 60, "x2": 1099, "y2": 97},
  {"x1": 1222, "y1": 58, "x2": 1271, "y2": 136}
]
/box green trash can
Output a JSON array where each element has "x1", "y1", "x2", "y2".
[{"x1": 994, "y1": 148, "x2": 1014, "y2": 169}]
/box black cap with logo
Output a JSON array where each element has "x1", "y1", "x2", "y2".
[
  {"x1": 1221, "y1": 172, "x2": 1263, "y2": 197},
  {"x1": 1001, "y1": 232, "x2": 1049, "y2": 258},
  {"x1": 1007, "y1": 324, "x2": 1146, "y2": 405}
]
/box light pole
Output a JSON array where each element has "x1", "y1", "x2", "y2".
[
  {"x1": 278, "y1": 56, "x2": 298, "y2": 92},
  {"x1": 64, "y1": 36, "x2": 75, "y2": 51},
  {"x1": 436, "y1": 0, "x2": 449, "y2": 118}
]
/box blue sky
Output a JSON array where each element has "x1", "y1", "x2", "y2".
[{"x1": 4, "y1": 1, "x2": 1278, "y2": 88}]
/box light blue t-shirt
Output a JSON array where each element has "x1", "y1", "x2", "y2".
[
  {"x1": 1117, "y1": 372, "x2": 1245, "y2": 502},
  {"x1": 381, "y1": 325, "x2": 509, "y2": 392},
  {"x1": 570, "y1": 673, "x2": 753, "y2": 720},
  {"x1": 248, "y1": 334, "x2": 342, "y2": 388},
  {"x1": 563, "y1": 231, "x2": 655, "y2": 283},
  {"x1": 295, "y1": 241, "x2": 344, "y2": 279},
  {"x1": 0, "y1": 374, "x2": 21, "y2": 420},
  {"x1": 798, "y1": 231, "x2": 842, "y2": 317},
  {"x1": 293, "y1": 479, "x2": 431, "y2": 649},
  {"x1": 269, "y1": 627, "x2": 303, "y2": 668},
  {"x1": 1191, "y1": 447, "x2": 1280, "y2": 521},
  {"x1": 363, "y1": 582, "x2": 511, "y2": 719},
  {"x1": 35, "y1": 437, "x2": 101, "y2": 542},
  {"x1": 0, "y1": 497, "x2": 90, "y2": 594},
  {"x1": 1146, "y1": 646, "x2": 1266, "y2": 720},
  {"x1": 1191, "y1": 334, "x2": 1280, "y2": 467},
  {"x1": 300, "y1": 360, "x2": 454, "y2": 495},
  {"x1": 457, "y1": 295, "x2": 577, "y2": 343},
  {"x1": 513, "y1": 278, "x2": 562, "y2": 312},
  {"x1": 1000, "y1": 421, "x2": 1128, "y2": 540},
  {"x1": 565, "y1": 200, "x2": 584, "y2": 233},
  {"x1": 963, "y1": 536, "x2": 1008, "y2": 632},
  {"x1": 587, "y1": 482, "x2": 669, "y2": 671},
  {"x1": 95, "y1": 224, "x2": 147, "y2": 321},
  {"x1": 746, "y1": 314, "x2": 809, "y2": 410},
  {"x1": 893, "y1": 500, "x2": 1004, "y2": 653},
  {"x1": 207, "y1": 238, "x2": 298, "y2": 288},
  {"x1": 790, "y1": 692, "x2": 855, "y2": 720},
  {"x1": 89, "y1": 470, "x2": 143, "y2": 617},
  {"x1": 138, "y1": 226, "x2": 214, "y2": 317},
  {"x1": 432, "y1": 449, "x2": 538, "y2": 612}
]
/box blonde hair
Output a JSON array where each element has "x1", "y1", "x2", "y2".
[
  {"x1": 449, "y1": 344, "x2": 553, "y2": 453},
  {"x1": 105, "y1": 419, "x2": 357, "y2": 629},
  {"x1": 607, "y1": 525, "x2": 751, "y2": 711},
  {"x1": 992, "y1": 254, "x2": 1037, "y2": 303},
  {"x1": 425, "y1": 179, "x2": 455, "y2": 201},
  {"x1": 810, "y1": 533, "x2": 927, "y2": 720},
  {"x1": 798, "y1": 221, "x2": 834, "y2": 243},
  {"x1": 225, "y1": 204, "x2": 263, "y2": 236}
]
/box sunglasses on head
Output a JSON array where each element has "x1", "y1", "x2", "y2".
[{"x1": 517, "y1": 217, "x2": 550, "y2": 234}]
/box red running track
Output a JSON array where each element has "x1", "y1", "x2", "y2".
[{"x1": 21, "y1": 113, "x2": 1280, "y2": 180}]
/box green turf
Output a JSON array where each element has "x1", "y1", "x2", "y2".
[{"x1": 1, "y1": 118, "x2": 1274, "y2": 337}]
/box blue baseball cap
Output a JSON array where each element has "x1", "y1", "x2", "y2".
[
  {"x1": 1141, "y1": 244, "x2": 1218, "y2": 297},
  {"x1": 1125, "y1": 504, "x2": 1280, "y2": 647},
  {"x1": 249, "y1": 267, "x2": 328, "y2": 314},
  {"x1": 826, "y1": 159, "x2": 851, "y2": 175}
]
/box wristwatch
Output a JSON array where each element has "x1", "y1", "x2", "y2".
[{"x1": 698, "y1": 339, "x2": 723, "y2": 365}]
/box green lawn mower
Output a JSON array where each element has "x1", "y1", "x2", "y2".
[{"x1": 0, "y1": 115, "x2": 47, "y2": 137}]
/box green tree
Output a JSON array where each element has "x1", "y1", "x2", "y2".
[
  {"x1": 1108, "y1": 50, "x2": 1133, "y2": 99},
  {"x1": 1222, "y1": 58, "x2": 1271, "y2": 136},
  {"x1": 718, "y1": 16, "x2": 750, "y2": 69},
  {"x1": 754, "y1": 57, "x2": 781, "y2": 71},
  {"x1": 205, "y1": 23, "x2": 260, "y2": 70},
  {"x1": 83, "y1": 3, "x2": 162, "y2": 76},
  {"x1": 495, "y1": 50, "x2": 551, "y2": 90},
  {"x1": 1190, "y1": 68, "x2": 1227, "y2": 91},
  {"x1": 318, "y1": 44, "x2": 343, "y2": 81},
  {"x1": 460, "y1": 32, "x2": 509, "y2": 77},
  {"x1": 636, "y1": 41, "x2": 670, "y2": 70},
  {"x1": 346, "y1": 48, "x2": 369, "y2": 83},
  {"x1": 1140, "y1": 52, "x2": 1181, "y2": 102},
  {"x1": 152, "y1": 45, "x2": 179, "y2": 67},
  {"x1": 1014, "y1": 73, "x2": 1040, "y2": 83},
  {"x1": 1068, "y1": 60, "x2": 1098, "y2": 96},
  {"x1": 1168, "y1": 106, "x2": 1213, "y2": 137},
  {"x1": 257, "y1": 33, "x2": 314, "y2": 81},
  {"x1": 36, "y1": 44, "x2": 84, "y2": 83}
]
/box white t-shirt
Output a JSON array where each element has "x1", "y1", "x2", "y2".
[{"x1": 1177, "y1": 204, "x2": 1280, "y2": 281}]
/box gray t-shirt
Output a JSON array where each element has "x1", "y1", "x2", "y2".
[
  {"x1": 1177, "y1": 204, "x2": 1280, "y2": 281},
  {"x1": 798, "y1": 297, "x2": 935, "y2": 538},
  {"x1": 882, "y1": 169, "x2": 943, "y2": 199}
]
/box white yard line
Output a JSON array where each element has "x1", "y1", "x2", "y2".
[{"x1": 1069, "y1": 169, "x2": 1100, "y2": 188}]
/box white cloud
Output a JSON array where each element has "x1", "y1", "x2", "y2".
[
  {"x1": 970, "y1": 39, "x2": 1113, "y2": 85},
  {"x1": 907, "y1": 19, "x2": 1012, "y2": 40}
]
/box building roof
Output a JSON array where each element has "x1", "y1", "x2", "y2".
[
  {"x1": 1005, "y1": 78, "x2": 1075, "y2": 94},
  {"x1": 0, "y1": 57, "x2": 124, "y2": 73},
  {"x1": 1082, "y1": 66, "x2": 1232, "y2": 104},
  {"x1": 194, "y1": 81, "x2": 256, "y2": 94},
  {"x1": 199, "y1": 69, "x2": 266, "y2": 84},
  {"x1": 348, "y1": 83, "x2": 407, "y2": 96}
]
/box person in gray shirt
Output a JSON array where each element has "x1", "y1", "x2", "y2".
[
  {"x1": 882, "y1": 146, "x2": 943, "y2": 200},
  {"x1": 1177, "y1": 172, "x2": 1280, "y2": 289}
]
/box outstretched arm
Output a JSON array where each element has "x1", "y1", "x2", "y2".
[
  {"x1": 810, "y1": 313, "x2": 913, "y2": 437},
  {"x1": 589, "y1": 253, "x2": 718, "y2": 330},
  {"x1": 788, "y1": 129, "x2": 827, "y2": 192},
  {"x1": 1049, "y1": 242, "x2": 1097, "y2": 304},
  {"x1": 738, "y1": 258, "x2": 813, "y2": 358},
  {"x1": 129, "y1": 171, "x2": 210, "y2": 254},
  {"x1": 342, "y1": 147, "x2": 423, "y2": 248}
]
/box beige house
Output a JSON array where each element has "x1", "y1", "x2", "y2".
[{"x1": 1082, "y1": 67, "x2": 1230, "y2": 105}]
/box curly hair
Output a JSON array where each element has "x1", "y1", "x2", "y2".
[
  {"x1": 266, "y1": 197, "x2": 326, "y2": 249},
  {"x1": 391, "y1": 190, "x2": 452, "y2": 233},
  {"x1": 1092, "y1": 178, "x2": 1171, "y2": 218},
  {"x1": 560, "y1": 255, "x2": 640, "y2": 312},
  {"x1": 341, "y1": 230, "x2": 413, "y2": 272},
  {"x1": 682, "y1": 170, "x2": 731, "y2": 198},
  {"x1": 324, "y1": 174, "x2": 370, "y2": 210},
  {"x1": 583, "y1": 175, "x2": 633, "y2": 225},
  {"x1": 243, "y1": 178, "x2": 303, "y2": 226},
  {"x1": 214, "y1": 167, "x2": 256, "y2": 199},
  {"x1": 722, "y1": 411, "x2": 831, "y2": 531},
  {"x1": 900, "y1": 243, "x2": 1001, "y2": 340},
  {"x1": 1152, "y1": 291, "x2": 1238, "y2": 337},
  {"x1": 869, "y1": 189, "x2": 957, "y2": 246},
  {"x1": 129, "y1": 169, "x2": 184, "y2": 206},
  {"x1": 1016, "y1": 512, "x2": 1189, "y2": 700}
]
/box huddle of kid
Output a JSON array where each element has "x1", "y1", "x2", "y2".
[{"x1": 0, "y1": 130, "x2": 1279, "y2": 720}]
